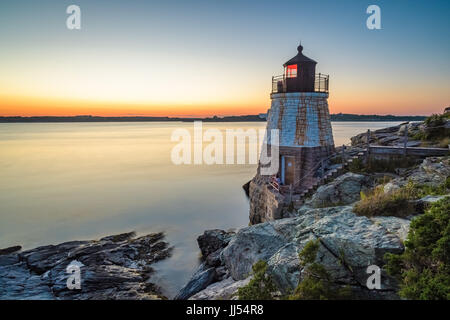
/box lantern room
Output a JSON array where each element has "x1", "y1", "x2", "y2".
[
  {"x1": 271, "y1": 43, "x2": 328, "y2": 94},
  {"x1": 283, "y1": 43, "x2": 316, "y2": 92}
]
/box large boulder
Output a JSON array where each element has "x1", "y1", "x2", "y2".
[
  {"x1": 221, "y1": 219, "x2": 299, "y2": 280},
  {"x1": 197, "y1": 229, "x2": 234, "y2": 258},
  {"x1": 308, "y1": 173, "x2": 372, "y2": 208},
  {"x1": 218, "y1": 206, "x2": 409, "y2": 296}
]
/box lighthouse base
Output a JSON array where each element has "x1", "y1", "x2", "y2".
[{"x1": 249, "y1": 144, "x2": 335, "y2": 224}]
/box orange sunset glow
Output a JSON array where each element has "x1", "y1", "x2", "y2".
[{"x1": 1, "y1": 82, "x2": 448, "y2": 117}]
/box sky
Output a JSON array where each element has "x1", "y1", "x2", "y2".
[{"x1": 0, "y1": 0, "x2": 449, "y2": 117}]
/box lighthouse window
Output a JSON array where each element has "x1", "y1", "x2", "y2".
[{"x1": 286, "y1": 64, "x2": 297, "y2": 78}]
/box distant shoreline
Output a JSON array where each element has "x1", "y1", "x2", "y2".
[{"x1": 0, "y1": 114, "x2": 426, "y2": 123}]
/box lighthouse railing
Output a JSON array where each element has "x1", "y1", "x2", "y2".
[
  {"x1": 314, "y1": 73, "x2": 329, "y2": 93},
  {"x1": 272, "y1": 75, "x2": 287, "y2": 93},
  {"x1": 271, "y1": 73, "x2": 329, "y2": 94}
]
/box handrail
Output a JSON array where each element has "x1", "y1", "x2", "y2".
[
  {"x1": 294, "y1": 143, "x2": 362, "y2": 186},
  {"x1": 269, "y1": 175, "x2": 280, "y2": 191}
]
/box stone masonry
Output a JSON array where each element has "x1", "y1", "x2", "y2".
[{"x1": 250, "y1": 92, "x2": 335, "y2": 224}]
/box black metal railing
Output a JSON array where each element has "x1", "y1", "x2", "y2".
[
  {"x1": 272, "y1": 75, "x2": 287, "y2": 93},
  {"x1": 271, "y1": 73, "x2": 329, "y2": 94}
]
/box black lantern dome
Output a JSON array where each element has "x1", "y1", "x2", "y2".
[
  {"x1": 282, "y1": 43, "x2": 317, "y2": 92},
  {"x1": 283, "y1": 44, "x2": 317, "y2": 66}
]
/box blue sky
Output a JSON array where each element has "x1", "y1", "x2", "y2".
[{"x1": 0, "y1": 0, "x2": 449, "y2": 116}]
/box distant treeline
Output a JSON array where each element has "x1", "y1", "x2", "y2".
[
  {"x1": 0, "y1": 115, "x2": 265, "y2": 123},
  {"x1": 0, "y1": 114, "x2": 426, "y2": 123},
  {"x1": 330, "y1": 113, "x2": 425, "y2": 122}
]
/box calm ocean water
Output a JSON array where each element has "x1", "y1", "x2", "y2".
[{"x1": 0, "y1": 121, "x2": 402, "y2": 297}]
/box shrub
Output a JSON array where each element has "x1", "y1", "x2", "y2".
[
  {"x1": 384, "y1": 197, "x2": 450, "y2": 300},
  {"x1": 298, "y1": 239, "x2": 320, "y2": 265},
  {"x1": 289, "y1": 240, "x2": 352, "y2": 300},
  {"x1": 411, "y1": 132, "x2": 425, "y2": 141},
  {"x1": 414, "y1": 113, "x2": 450, "y2": 141},
  {"x1": 237, "y1": 260, "x2": 277, "y2": 300},
  {"x1": 412, "y1": 178, "x2": 449, "y2": 197},
  {"x1": 347, "y1": 157, "x2": 365, "y2": 173}
]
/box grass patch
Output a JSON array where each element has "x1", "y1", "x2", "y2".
[
  {"x1": 354, "y1": 183, "x2": 417, "y2": 218},
  {"x1": 354, "y1": 179, "x2": 449, "y2": 218}
]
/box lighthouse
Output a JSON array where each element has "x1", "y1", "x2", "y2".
[{"x1": 249, "y1": 43, "x2": 335, "y2": 224}]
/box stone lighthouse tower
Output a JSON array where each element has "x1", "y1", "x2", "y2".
[{"x1": 249, "y1": 43, "x2": 335, "y2": 224}]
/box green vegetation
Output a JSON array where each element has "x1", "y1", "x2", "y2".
[
  {"x1": 384, "y1": 197, "x2": 450, "y2": 300},
  {"x1": 354, "y1": 182, "x2": 418, "y2": 218},
  {"x1": 411, "y1": 113, "x2": 450, "y2": 146},
  {"x1": 237, "y1": 260, "x2": 277, "y2": 300},
  {"x1": 354, "y1": 180, "x2": 449, "y2": 218},
  {"x1": 289, "y1": 240, "x2": 352, "y2": 300},
  {"x1": 413, "y1": 177, "x2": 450, "y2": 198},
  {"x1": 423, "y1": 113, "x2": 450, "y2": 139}
]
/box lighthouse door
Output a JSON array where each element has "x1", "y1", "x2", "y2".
[{"x1": 284, "y1": 156, "x2": 295, "y2": 185}]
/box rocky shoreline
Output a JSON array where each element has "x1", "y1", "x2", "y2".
[
  {"x1": 0, "y1": 232, "x2": 172, "y2": 299},
  {"x1": 2, "y1": 118, "x2": 448, "y2": 300},
  {"x1": 176, "y1": 155, "x2": 448, "y2": 300}
]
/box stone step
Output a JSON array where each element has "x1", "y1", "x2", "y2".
[{"x1": 299, "y1": 149, "x2": 368, "y2": 201}]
